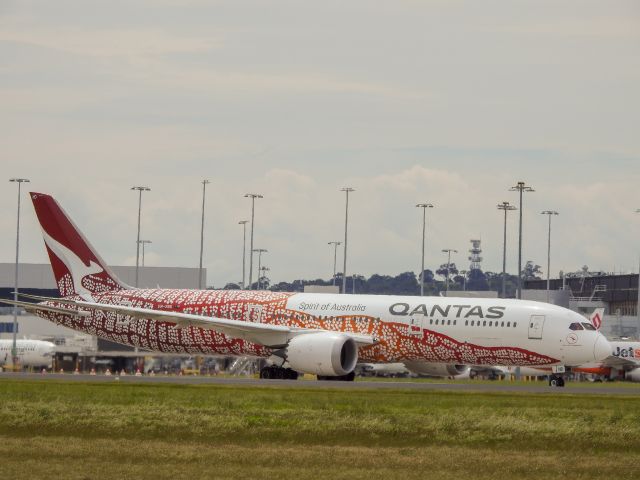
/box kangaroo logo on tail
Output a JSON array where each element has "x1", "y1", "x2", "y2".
[
  {"x1": 31, "y1": 192, "x2": 130, "y2": 298},
  {"x1": 41, "y1": 229, "x2": 104, "y2": 298}
]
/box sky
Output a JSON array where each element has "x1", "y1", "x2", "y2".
[{"x1": 1, "y1": 0, "x2": 639, "y2": 288}]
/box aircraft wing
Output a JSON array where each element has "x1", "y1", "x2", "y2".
[
  {"x1": 11, "y1": 294, "x2": 378, "y2": 349},
  {"x1": 0, "y1": 298, "x2": 90, "y2": 318},
  {"x1": 599, "y1": 356, "x2": 640, "y2": 368}
]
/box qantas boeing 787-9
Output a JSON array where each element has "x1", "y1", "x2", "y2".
[{"x1": 1, "y1": 193, "x2": 611, "y2": 385}]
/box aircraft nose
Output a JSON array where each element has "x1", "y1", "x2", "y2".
[{"x1": 593, "y1": 334, "x2": 611, "y2": 362}]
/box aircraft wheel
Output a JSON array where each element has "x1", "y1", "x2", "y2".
[
  {"x1": 549, "y1": 376, "x2": 558, "y2": 387},
  {"x1": 557, "y1": 377, "x2": 565, "y2": 387},
  {"x1": 343, "y1": 371, "x2": 355, "y2": 382}
]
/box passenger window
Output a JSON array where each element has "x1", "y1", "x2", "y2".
[
  {"x1": 513, "y1": 322, "x2": 517, "y2": 327},
  {"x1": 447, "y1": 320, "x2": 451, "y2": 326},
  {"x1": 453, "y1": 320, "x2": 457, "y2": 326},
  {"x1": 489, "y1": 321, "x2": 492, "y2": 327},
  {"x1": 471, "y1": 320, "x2": 475, "y2": 326},
  {"x1": 581, "y1": 323, "x2": 596, "y2": 331},
  {"x1": 435, "y1": 319, "x2": 439, "y2": 325},
  {"x1": 483, "y1": 321, "x2": 486, "y2": 327},
  {"x1": 507, "y1": 322, "x2": 510, "y2": 327},
  {"x1": 465, "y1": 320, "x2": 468, "y2": 326},
  {"x1": 501, "y1": 321, "x2": 504, "y2": 327},
  {"x1": 569, "y1": 322, "x2": 584, "y2": 331},
  {"x1": 430, "y1": 319, "x2": 433, "y2": 325}
]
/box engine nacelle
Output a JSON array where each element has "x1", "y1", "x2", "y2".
[
  {"x1": 285, "y1": 332, "x2": 358, "y2": 376},
  {"x1": 403, "y1": 361, "x2": 469, "y2": 377},
  {"x1": 625, "y1": 368, "x2": 640, "y2": 382}
]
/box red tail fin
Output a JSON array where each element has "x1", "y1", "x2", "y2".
[
  {"x1": 30, "y1": 192, "x2": 129, "y2": 298},
  {"x1": 589, "y1": 308, "x2": 604, "y2": 330}
]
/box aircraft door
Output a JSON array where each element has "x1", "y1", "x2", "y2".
[
  {"x1": 408, "y1": 317, "x2": 422, "y2": 336},
  {"x1": 528, "y1": 315, "x2": 545, "y2": 339}
]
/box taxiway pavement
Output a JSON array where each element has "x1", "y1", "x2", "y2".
[{"x1": 1, "y1": 372, "x2": 639, "y2": 395}]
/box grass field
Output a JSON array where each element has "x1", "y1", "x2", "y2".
[{"x1": 1, "y1": 379, "x2": 639, "y2": 479}]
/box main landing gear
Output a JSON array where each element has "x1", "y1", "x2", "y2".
[
  {"x1": 548, "y1": 374, "x2": 565, "y2": 387},
  {"x1": 259, "y1": 366, "x2": 299, "y2": 380},
  {"x1": 317, "y1": 372, "x2": 356, "y2": 382}
]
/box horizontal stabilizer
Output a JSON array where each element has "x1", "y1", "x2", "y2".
[{"x1": 0, "y1": 298, "x2": 90, "y2": 318}]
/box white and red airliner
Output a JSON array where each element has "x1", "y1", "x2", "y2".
[
  {"x1": 2, "y1": 193, "x2": 611, "y2": 384},
  {"x1": 0, "y1": 339, "x2": 55, "y2": 368}
]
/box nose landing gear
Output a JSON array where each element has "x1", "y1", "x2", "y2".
[{"x1": 549, "y1": 374, "x2": 565, "y2": 387}]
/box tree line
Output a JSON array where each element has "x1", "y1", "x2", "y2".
[{"x1": 222, "y1": 261, "x2": 543, "y2": 298}]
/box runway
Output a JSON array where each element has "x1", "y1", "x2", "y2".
[{"x1": 1, "y1": 372, "x2": 639, "y2": 395}]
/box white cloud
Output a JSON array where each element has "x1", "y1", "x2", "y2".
[
  {"x1": 0, "y1": 1, "x2": 638, "y2": 287},
  {"x1": 0, "y1": 27, "x2": 219, "y2": 58}
]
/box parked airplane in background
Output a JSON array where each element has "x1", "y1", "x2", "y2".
[
  {"x1": 474, "y1": 340, "x2": 640, "y2": 384},
  {"x1": 568, "y1": 341, "x2": 640, "y2": 381},
  {"x1": 0, "y1": 193, "x2": 612, "y2": 385},
  {"x1": 0, "y1": 339, "x2": 55, "y2": 368}
]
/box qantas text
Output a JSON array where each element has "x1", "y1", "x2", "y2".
[{"x1": 388, "y1": 303, "x2": 506, "y2": 319}]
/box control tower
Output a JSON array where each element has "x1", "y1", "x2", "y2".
[{"x1": 468, "y1": 239, "x2": 483, "y2": 271}]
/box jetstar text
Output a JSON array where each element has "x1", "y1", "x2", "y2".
[{"x1": 613, "y1": 346, "x2": 640, "y2": 358}]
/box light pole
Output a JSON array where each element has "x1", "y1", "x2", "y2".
[
  {"x1": 328, "y1": 241, "x2": 342, "y2": 286},
  {"x1": 635, "y1": 209, "x2": 640, "y2": 338},
  {"x1": 253, "y1": 249, "x2": 267, "y2": 290},
  {"x1": 497, "y1": 202, "x2": 517, "y2": 298},
  {"x1": 459, "y1": 270, "x2": 468, "y2": 291},
  {"x1": 138, "y1": 240, "x2": 152, "y2": 267},
  {"x1": 131, "y1": 186, "x2": 151, "y2": 288},
  {"x1": 441, "y1": 249, "x2": 457, "y2": 297},
  {"x1": 510, "y1": 182, "x2": 535, "y2": 299},
  {"x1": 245, "y1": 194, "x2": 263, "y2": 290},
  {"x1": 341, "y1": 187, "x2": 355, "y2": 294},
  {"x1": 9, "y1": 178, "x2": 29, "y2": 369},
  {"x1": 260, "y1": 266, "x2": 270, "y2": 290},
  {"x1": 541, "y1": 210, "x2": 559, "y2": 303},
  {"x1": 198, "y1": 180, "x2": 210, "y2": 289},
  {"x1": 416, "y1": 203, "x2": 434, "y2": 296},
  {"x1": 239, "y1": 220, "x2": 248, "y2": 289}
]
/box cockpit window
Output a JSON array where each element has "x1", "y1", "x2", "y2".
[
  {"x1": 569, "y1": 322, "x2": 584, "y2": 331},
  {"x1": 581, "y1": 323, "x2": 597, "y2": 331}
]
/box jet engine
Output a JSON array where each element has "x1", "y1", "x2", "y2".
[
  {"x1": 285, "y1": 332, "x2": 358, "y2": 376},
  {"x1": 625, "y1": 368, "x2": 640, "y2": 382},
  {"x1": 403, "y1": 361, "x2": 469, "y2": 377}
]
